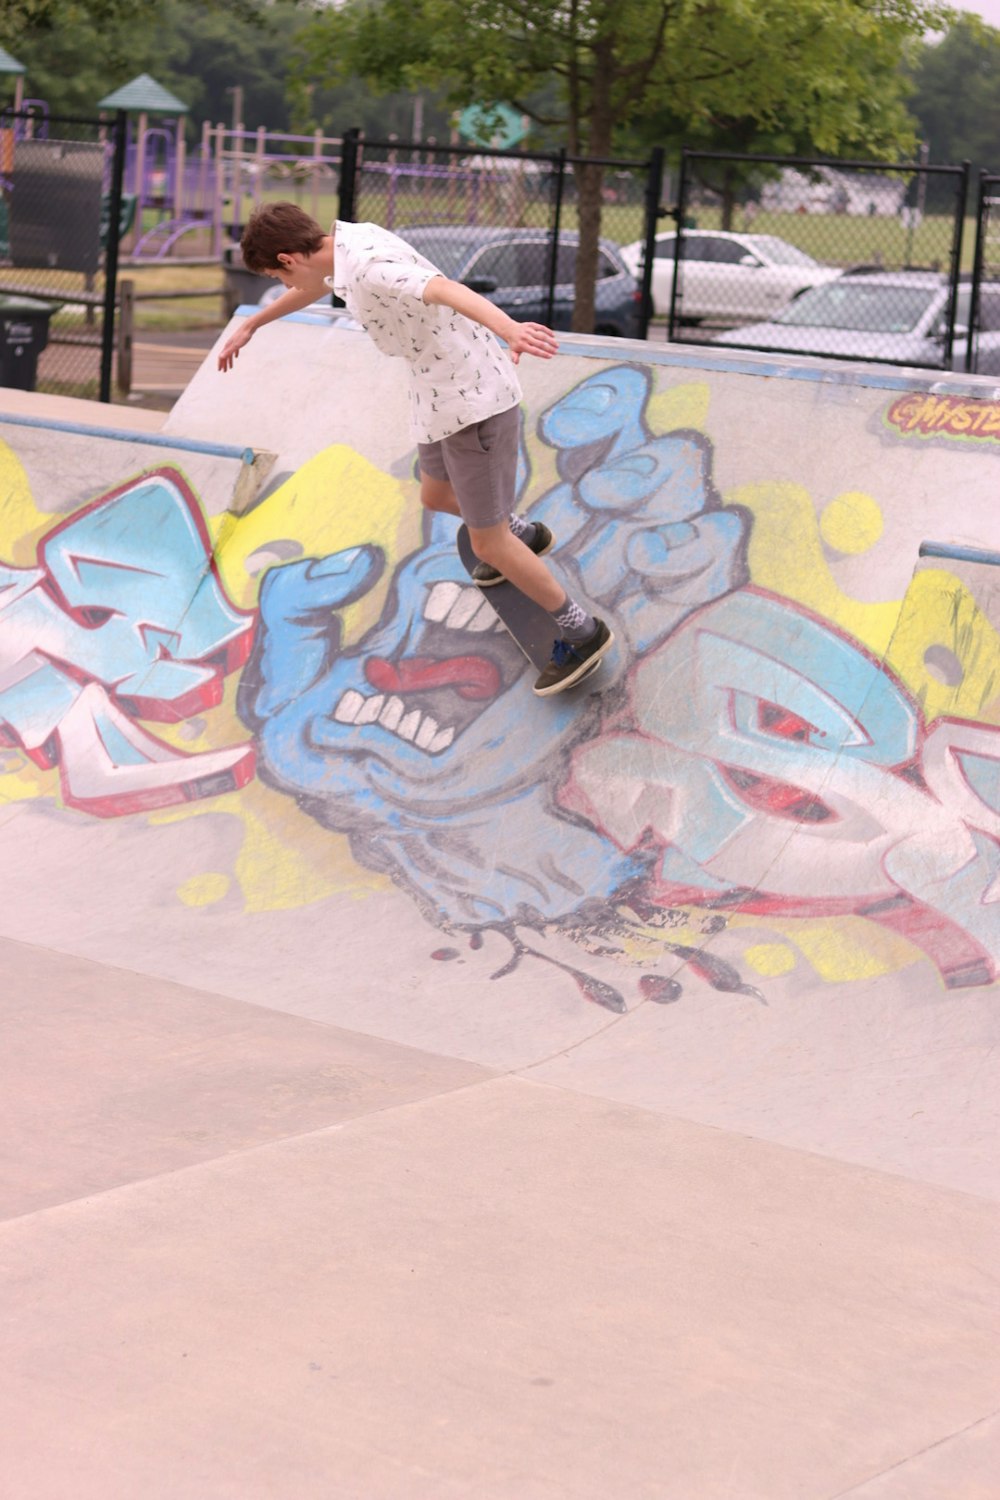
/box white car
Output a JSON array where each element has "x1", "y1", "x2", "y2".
[{"x1": 620, "y1": 230, "x2": 841, "y2": 323}]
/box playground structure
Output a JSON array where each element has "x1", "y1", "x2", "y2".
[
  {"x1": 119, "y1": 123, "x2": 595, "y2": 261},
  {"x1": 122, "y1": 122, "x2": 344, "y2": 261}
]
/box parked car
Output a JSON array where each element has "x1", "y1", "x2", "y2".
[
  {"x1": 258, "y1": 225, "x2": 641, "y2": 337},
  {"x1": 396, "y1": 225, "x2": 642, "y2": 338},
  {"x1": 619, "y1": 230, "x2": 841, "y2": 322},
  {"x1": 711, "y1": 271, "x2": 1000, "y2": 373}
]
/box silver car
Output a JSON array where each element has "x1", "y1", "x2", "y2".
[{"x1": 712, "y1": 271, "x2": 1000, "y2": 373}]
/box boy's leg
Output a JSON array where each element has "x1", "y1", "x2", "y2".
[
  {"x1": 468, "y1": 522, "x2": 614, "y2": 694},
  {"x1": 419, "y1": 469, "x2": 462, "y2": 517},
  {"x1": 466, "y1": 522, "x2": 566, "y2": 612}
]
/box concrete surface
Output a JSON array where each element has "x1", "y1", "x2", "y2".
[{"x1": 2, "y1": 323, "x2": 1000, "y2": 1497}]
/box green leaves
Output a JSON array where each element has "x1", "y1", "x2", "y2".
[{"x1": 292, "y1": 0, "x2": 946, "y2": 161}]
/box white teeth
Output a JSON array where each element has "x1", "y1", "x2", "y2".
[
  {"x1": 356, "y1": 694, "x2": 384, "y2": 724},
  {"x1": 466, "y1": 599, "x2": 497, "y2": 632},
  {"x1": 424, "y1": 581, "x2": 499, "y2": 634},
  {"x1": 416, "y1": 715, "x2": 440, "y2": 749},
  {"x1": 334, "y1": 689, "x2": 365, "y2": 724},
  {"x1": 331, "y1": 690, "x2": 461, "y2": 756},
  {"x1": 445, "y1": 588, "x2": 486, "y2": 630},
  {"x1": 379, "y1": 695, "x2": 405, "y2": 731},
  {"x1": 425, "y1": 581, "x2": 462, "y2": 622}
]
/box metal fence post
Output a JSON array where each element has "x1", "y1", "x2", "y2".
[
  {"x1": 100, "y1": 109, "x2": 127, "y2": 404},
  {"x1": 338, "y1": 127, "x2": 360, "y2": 224},
  {"x1": 116, "y1": 277, "x2": 134, "y2": 395},
  {"x1": 968, "y1": 170, "x2": 988, "y2": 374},
  {"x1": 943, "y1": 160, "x2": 970, "y2": 373},
  {"x1": 667, "y1": 148, "x2": 689, "y2": 343},
  {"x1": 545, "y1": 147, "x2": 567, "y2": 328},
  {"x1": 639, "y1": 146, "x2": 664, "y2": 340}
]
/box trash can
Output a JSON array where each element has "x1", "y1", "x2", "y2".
[
  {"x1": 0, "y1": 295, "x2": 56, "y2": 391},
  {"x1": 222, "y1": 244, "x2": 274, "y2": 320}
]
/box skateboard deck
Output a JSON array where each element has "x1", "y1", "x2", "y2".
[{"x1": 456, "y1": 524, "x2": 605, "y2": 686}]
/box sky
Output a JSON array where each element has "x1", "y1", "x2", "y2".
[{"x1": 953, "y1": 0, "x2": 1000, "y2": 25}]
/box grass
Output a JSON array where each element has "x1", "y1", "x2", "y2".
[
  {"x1": 239, "y1": 180, "x2": 975, "y2": 271},
  {"x1": 1, "y1": 262, "x2": 226, "y2": 335}
]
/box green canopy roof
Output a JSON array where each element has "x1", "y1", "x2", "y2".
[
  {"x1": 0, "y1": 46, "x2": 26, "y2": 76},
  {"x1": 99, "y1": 73, "x2": 188, "y2": 113}
]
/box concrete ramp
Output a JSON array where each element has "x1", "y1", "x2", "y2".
[{"x1": 3, "y1": 320, "x2": 1000, "y2": 1498}]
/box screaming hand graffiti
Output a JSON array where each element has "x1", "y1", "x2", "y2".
[{"x1": 4, "y1": 364, "x2": 1000, "y2": 996}]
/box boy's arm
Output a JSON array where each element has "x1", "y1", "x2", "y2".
[
  {"x1": 217, "y1": 285, "x2": 323, "y2": 372},
  {"x1": 422, "y1": 276, "x2": 559, "y2": 363}
]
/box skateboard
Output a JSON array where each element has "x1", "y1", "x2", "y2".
[{"x1": 456, "y1": 524, "x2": 606, "y2": 688}]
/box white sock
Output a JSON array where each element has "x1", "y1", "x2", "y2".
[
  {"x1": 508, "y1": 514, "x2": 536, "y2": 546},
  {"x1": 552, "y1": 597, "x2": 596, "y2": 642}
]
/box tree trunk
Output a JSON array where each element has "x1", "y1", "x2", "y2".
[
  {"x1": 571, "y1": 37, "x2": 615, "y2": 335},
  {"x1": 573, "y1": 160, "x2": 604, "y2": 333}
]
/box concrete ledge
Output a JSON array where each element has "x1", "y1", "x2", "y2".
[{"x1": 0, "y1": 386, "x2": 165, "y2": 431}]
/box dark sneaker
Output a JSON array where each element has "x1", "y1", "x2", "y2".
[
  {"x1": 533, "y1": 619, "x2": 614, "y2": 697},
  {"x1": 472, "y1": 522, "x2": 554, "y2": 587}
]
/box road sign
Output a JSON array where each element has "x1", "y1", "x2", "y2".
[{"x1": 457, "y1": 103, "x2": 528, "y2": 151}]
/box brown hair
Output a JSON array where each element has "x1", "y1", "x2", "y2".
[{"x1": 241, "y1": 202, "x2": 325, "y2": 273}]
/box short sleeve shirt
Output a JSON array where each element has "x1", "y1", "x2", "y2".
[{"x1": 330, "y1": 221, "x2": 521, "y2": 444}]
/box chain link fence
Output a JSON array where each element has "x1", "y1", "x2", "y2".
[
  {"x1": 967, "y1": 173, "x2": 1000, "y2": 377},
  {"x1": 659, "y1": 150, "x2": 970, "y2": 370},
  {"x1": 338, "y1": 132, "x2": 661, "y2": 339},
  {"x1": 0, "y1": 107, "x2": 127, "y2": 400}
]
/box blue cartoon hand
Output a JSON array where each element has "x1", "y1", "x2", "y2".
[
  {"x1": 531, "y1": 369, "x2": 749, "y2": 656},
  {"x1": 247, "y1": 546, "x2": 384, "y2": 720}
]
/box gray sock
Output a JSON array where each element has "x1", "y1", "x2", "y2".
[
  {"x1": 508, "y1": 514, "x2": 536, "y2": 546},
  {"x1": 552, "y1": 596, "x2": 596, "y2": 642}
]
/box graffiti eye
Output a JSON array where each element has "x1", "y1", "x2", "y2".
[
  {"x1": 72, "y1": 606, "x2": 116, "y2": 628},
  {"x1": 720, "y1": 765, "x2": 836, "y2": 823},
  {"x1": 757, "y1": 700, "x2": 819, "y2": 743}
]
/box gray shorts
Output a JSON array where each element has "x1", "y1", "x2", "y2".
[{"x1": 417, "y1": 404, "x2": 519, "y2": 530}]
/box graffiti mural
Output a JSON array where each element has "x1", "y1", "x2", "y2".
[
  {"x1": 4, "y1": 358, "x2": 1000, "y2": 1000},
  {"x1": 564, "y1": 588, "x2": 1000, "y2": 989},
  {"x1": 238, "y1": 366, "x2": 750, "y2": 932},
  {"x1": 0, "y1": 467, "x2": 254, "y2": 816}
]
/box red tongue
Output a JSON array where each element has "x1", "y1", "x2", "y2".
[{"x1": 365, "y1": 655, "x2": 501, "y2": 700}]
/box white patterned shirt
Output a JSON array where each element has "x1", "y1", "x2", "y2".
[{"x1": 329, "y1": 221, "x2": 521, "y2": 443}]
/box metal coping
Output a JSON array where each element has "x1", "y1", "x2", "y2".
[
  {"x1": 919, "y1": 541, "x2": 1000, "y2": 567},
  {"x1": 234, "y1": 306, "x2": 1000, "y2": 399},
  {"x1": 0, "y1": 411, "x2": 254, "y2": 464}
]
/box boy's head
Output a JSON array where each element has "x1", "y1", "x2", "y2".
[{"x1": 241, "y1": 202, "x2": 325, "y2": 275}]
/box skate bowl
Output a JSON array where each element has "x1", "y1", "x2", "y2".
[{"x1": 3, "y1": 313, "x2": 999, "y2": 1499}]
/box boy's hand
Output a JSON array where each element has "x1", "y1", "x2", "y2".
[
  {"x1": 218, "y1": 323, "x2": 255, "y2": 373},
  {"x1": 505, "y1": 320, "x2": 559, "y2": 364}
]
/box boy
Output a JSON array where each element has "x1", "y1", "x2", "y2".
[{"x1": 217, "y1": 203, "x2": 612, "y2": 695}]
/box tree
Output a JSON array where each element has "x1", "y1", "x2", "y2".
[
  {"x1": 906, "y1": 14, "x2": 1000, "y2": 178},
  {"x1": 0, "y1": 0, "x2": 267, "y2": 52},
  {"x1": 5, "y1": 0, "x2": 452, "y2": 143},
  {"x1": 293, "y1": 0, "x2": 950, "y2": 331}
]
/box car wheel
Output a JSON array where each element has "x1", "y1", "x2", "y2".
[{"x1": 594, "y1": 323, "x2": 622, "y2": 338}]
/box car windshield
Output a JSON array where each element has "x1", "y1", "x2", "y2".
[
  {"x1": 778, "y1": 282, "x2": 939, "y2": 333},
  {"x1": 753, "y1": 237, "x2": 819, "y2": 268}
]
